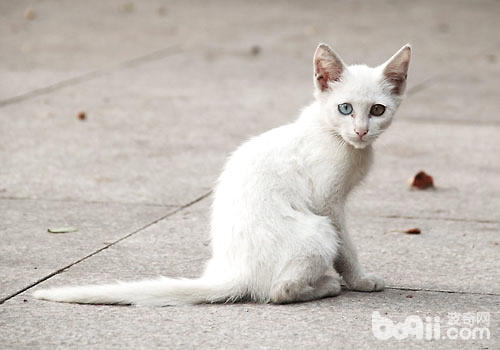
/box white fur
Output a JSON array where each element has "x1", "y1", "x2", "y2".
[{"x1": 33, "y1": 43, "x2": 411, "y2": 306}]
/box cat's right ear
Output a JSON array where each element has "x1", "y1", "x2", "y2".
[
  {"x1": 382, "y1": 44, "x2": 411, "y2": 95},
  {"x1": 313, "y1": 43, "x2": 346, "y2": 92}
]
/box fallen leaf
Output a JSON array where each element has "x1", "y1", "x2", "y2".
[
  {"x1": 77, "y1": 111, "x2": 86, "y2": 120},
  {"x1": 48, "y1": 227, "x2": 78, "y2": 234},
  {"x1": 250, "y1": 45, "x2": 261, "y2": 56},
  {"x1": 404, "y1": 228, "x2": 421, "y2": 234},
  {"x1": 304, "y1": 25, "x2": 317, "y2": 36},
  {"x1": 119, "y1": 2, "x2": 134, "y2": 13},
  {"x1": 486, "y1": 54, "x2": 497, "y2": 63},
  {"x1": 409, "y1": 171, "x2": 434, "y2": 189},
  {"x1": 157, "y1": 6, "x2": 167, "y2": 16},
  {"x1": 24, "y1": 8, "x2": 36, "y2": 20},
  {"x1": 436, "y1": 23, "x2": 449, "y2": 33}
]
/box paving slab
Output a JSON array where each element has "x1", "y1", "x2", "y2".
[
  {"x1": 348, "y1": 120, "x2": 500, "y2": 222},
  {"x1": 2, "y1": 0, "x2": 498, "y2": 123},
  {"x1": 350, "y1": 215, "x2": 499, "y2": 295},
  {"x1": 0, "y1": 0, "x2": 184, "y2": 100},
  {"x1": 2, "y1": 197, "x2": 499, "y2": 348},
  {"x1": 3, "y1": 194, "x2": 499, "y2": 349},
  {"x1": 0, "y1": 47, "x2": 317, "y2": 206},
  {"x1": 0, "y1": 198, "x2": 174, "y2": 302},
  {"x1": 11, "y1": 193, "x2": 497, "y2": 349},
  {"x1": 28, "y1": 198, "x2": 498, "y2": 304}
]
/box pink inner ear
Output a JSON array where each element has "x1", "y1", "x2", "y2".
[
  {"x1": 383, "y1": 47, "x2": 410, "y2": 95},
  {"x1": 385, "y1": 71, "x2": 407, "y2": 95},
  {"x1": 315, "y1": 59, "x2": 342, "y2": 92},
  {"x1": 316, "y1": 71, "x2": 330, "y2": 91}
]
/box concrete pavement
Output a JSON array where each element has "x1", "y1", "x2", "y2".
[{"x1": 1, "y1": 0, "x2": 498, "y2": 348}]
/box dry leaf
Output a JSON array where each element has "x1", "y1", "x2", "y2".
[
  {"x1": 404, "y1": 228, "x2": 421, "y2": 234},
  {"x1": 119, "y1": 2, "x2": 134, "y2": 13},
  {"x1": 304, "y1": 25, "x2": 317, "y2": 36},
  {"x1": 48, "y1": 227, "x2": 78, "y2": 234},
  {"x1": 409, "y1": 171, "x2": 434, "y2": 189},
  {"x1": 250, "y1": 45, "x2": 261, "y2": 56},
  {"x1": 24, "y1": 8, "x2": 36, "y2": 20},
  {"x1": 157, "y1": 6, "x2": 167, "y2": 16}
]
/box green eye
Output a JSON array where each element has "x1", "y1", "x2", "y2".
[
  {"x1": 338, "y1": 103, "x2": 353, "y2": 115},
  {"x1": 370, "y1": 104, "x2": 386, "y2": 116}
]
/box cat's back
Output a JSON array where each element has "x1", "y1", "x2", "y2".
[
  {"x1": 220, "y1": 103, "x2": 329, "y2": 177},
  {"x1": 220, "y1": 122, "x2": 302, "y2": 179},
  {"x1": 212, "y1": 121, "x2": 307, "y2": 215}
]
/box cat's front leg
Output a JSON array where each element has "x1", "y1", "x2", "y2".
[{"x1": 332, "y1": 219, "x2": 384, "y2": 292}]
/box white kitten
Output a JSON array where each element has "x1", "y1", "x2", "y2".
[{"x1": 33, "y1": 43, "x2": 411, "y2": 306}]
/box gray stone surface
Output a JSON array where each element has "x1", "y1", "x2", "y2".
[
  {"x1": 0, "y1": 0, "x2": 498, "y2": 348},
  {"x1": 0, "y1": 198, "x2": 175, "y2": 302},
  {"x1": 349, "y1": 121, "x2": 500, "y2": 222},
  {"x1": 27, "y1": 199, "x2": 499, "y2": 295},
  {"x1": 1, "y1": 288, "x2": 497, "y2": 349}
]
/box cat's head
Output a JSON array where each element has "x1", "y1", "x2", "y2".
[{"x1": 313, "y1": 43, "x2": 411, "y2": 149}]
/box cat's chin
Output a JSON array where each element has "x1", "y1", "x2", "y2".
[{"x1": 344, "y1": 138, "x2": 370, "y2": 149}]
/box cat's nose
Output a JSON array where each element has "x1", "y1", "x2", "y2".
[{"x1": 355, "y1": 128, "x2": 369, "y2": 138}]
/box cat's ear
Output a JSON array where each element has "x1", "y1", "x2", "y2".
[
  {"x1": 313, "y1": 43, "x2": 346, "y2": 92},
  {"x1": 382, "y1": 44, "x2": 411, "y2": 95}
]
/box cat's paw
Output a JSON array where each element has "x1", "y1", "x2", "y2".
[
  {"x1": 348, "y1": 274, "x2": 385, "y2": 292},
  {"x1": 315, "y1": 275, "x2": 341, "y2": 298}
]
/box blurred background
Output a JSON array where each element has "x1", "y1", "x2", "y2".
[{"x1": 1, "y1": 0, "x2": 498, "y2": 207}]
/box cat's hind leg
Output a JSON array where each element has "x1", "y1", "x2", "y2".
[
  {"x1": 269, "y1": 256, "x2": 340, "y2": 304},
  {"x1": 313, "y1": 274, "x2": 342, "y2": 298},
  {"x1": 266, "y1": 209, "x2": 340, "y2": 304}
]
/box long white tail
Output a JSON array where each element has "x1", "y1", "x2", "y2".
[{"x1": 32, "y1": 277, "x2": 240, "y2": 306}]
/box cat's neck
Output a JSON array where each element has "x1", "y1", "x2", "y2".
[{"x1": 295, "y1": 101, "x2": 374, "y2": 209}]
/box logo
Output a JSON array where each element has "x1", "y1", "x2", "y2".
[{"x1": 372, "y1": 311, "x2": 491, "y2": 341}]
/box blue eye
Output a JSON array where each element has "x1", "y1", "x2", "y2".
[{"x1": 338, "y1": 103, "x2": 353, "y2": 115}]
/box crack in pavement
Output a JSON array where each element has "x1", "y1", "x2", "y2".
[
  {"x1": 403, "y1": 74, "x2": 500, "y2": 126},
  {"x1": 0, "y1": 195, "x2": 179, "y2": 208},
  {"x1": 3, "y1": 53, "x2": 494, "y2": 128},
  {"x1": 0, "y1": 190, "x2": 212, "y2": 305},
  {"x1": 399, "y1": 117, "x2": 500, "y2": 127},
  {"x1": 1, "y1": 53, "x2": 435, "y2": 109},
  {"x1": 3, "y1": 196, "x2": 495, "y2": 225},
  {"x1": 406, "y1": 75, "x2": 442, "y2": 97},
  {"x1": 380, "y1": 214, "x2": 498, "y2": 225},
  {"x1": 0, "y1": 45, "x2": 182, "y2": 108},
  {"x1": 385, "y1": 286, "x2": 500, "y2": 297}
]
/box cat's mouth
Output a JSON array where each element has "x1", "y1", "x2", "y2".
[{"x1": 344, "y1": 135, "x2": 371, "y2": 149}]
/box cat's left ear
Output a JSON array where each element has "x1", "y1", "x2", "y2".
[
  {"x1": 313, "y1": 43, "x2": 346, "y2": 92},
  {"x1": 382, "y1": 44, "x2": 411, "y2": 95}
]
